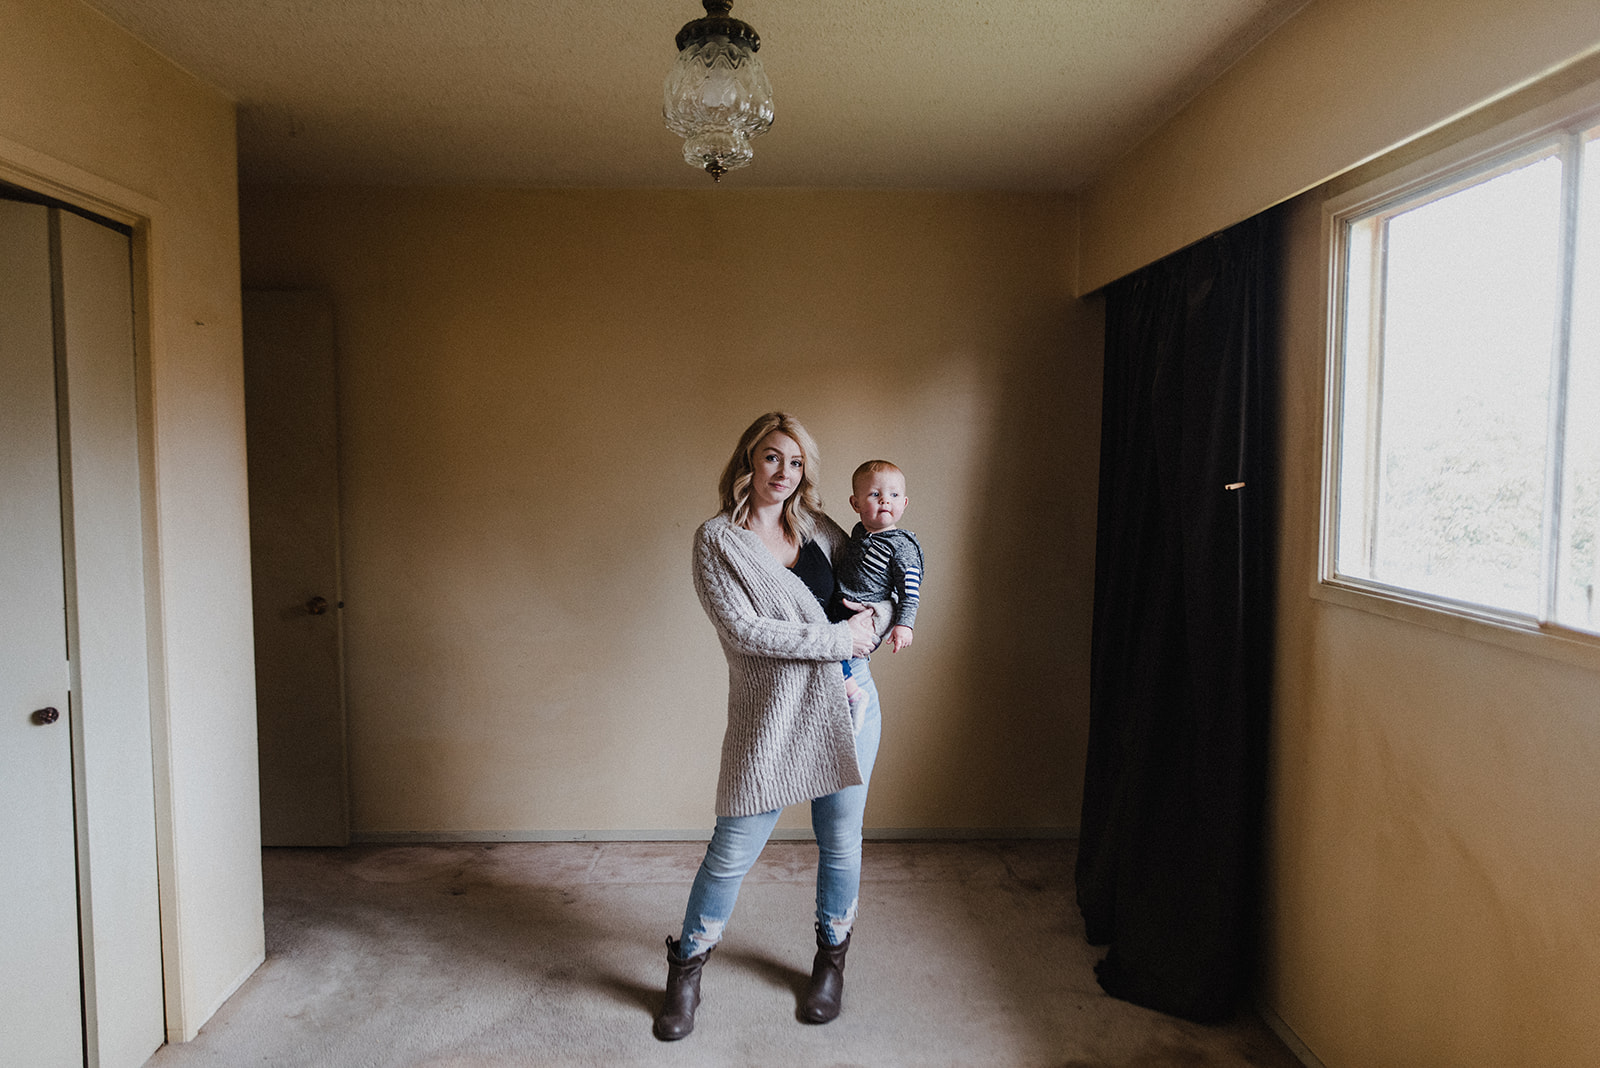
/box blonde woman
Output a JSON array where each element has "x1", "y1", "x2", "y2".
[{"x1": 654, "y1": 412, "x2": 880, "y2": 1041}]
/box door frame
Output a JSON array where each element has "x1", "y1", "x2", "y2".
[{"x1": 0, "y1": 134, "x2": 192, "y2": 1050}]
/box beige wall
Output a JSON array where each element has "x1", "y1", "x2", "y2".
[
  {"x1": 240, "y1": 187, "x2": 1101, "y2": 838},
  {"x1": 0, "y1": 0, "x2": 261, "y2": 1046},
  {"x1": 1078, "y1": 0, "x2": 1600, "y2": 294},
  {"x1": 1265, "y1": 99, "x2": 1600, "y2": 1068}
]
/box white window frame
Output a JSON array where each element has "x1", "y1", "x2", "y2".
[{"x1": 1317, "y1": 80, "x2": 1600, "y2": 667}]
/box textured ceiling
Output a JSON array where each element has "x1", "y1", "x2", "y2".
[{"x1": 81, "y1": 0, "x2": 1307, "y2": 190}]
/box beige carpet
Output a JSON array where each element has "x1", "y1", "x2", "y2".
[{"x1": 144, "y1": 840, "x2": 1300, "y2": 1067}]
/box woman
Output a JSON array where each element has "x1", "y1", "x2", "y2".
[{"x1": 654, "y1": 412, "x2": 881, "y2": 1042}]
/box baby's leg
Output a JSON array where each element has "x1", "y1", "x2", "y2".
[
  {"x1": 842, "y1": 658, "x2": 862, "y2": 700},
  {"x1": 841, "y1": 658, "x2": 867, "y2": 732}
]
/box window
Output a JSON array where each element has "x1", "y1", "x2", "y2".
[{"x1": 1326, "y1": 101, "x2": 1600, "y2": 635}]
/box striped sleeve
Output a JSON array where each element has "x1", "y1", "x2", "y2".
[
  {"x1": 895, "y1": 564, "x2": 921, "y2": 629},
  {"x1": 890, "y1": 533, "x2": 923, "y2": 630}
]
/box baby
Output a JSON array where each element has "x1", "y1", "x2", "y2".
[{"x1": 831, "y1": 460, "x2": 924, "y2": 714}]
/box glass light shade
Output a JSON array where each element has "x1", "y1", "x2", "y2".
[{"x1": 663, "y1": 33, "x2": 774, "y2": 181}]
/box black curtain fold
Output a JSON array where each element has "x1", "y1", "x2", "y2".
[{"x1": 1075, "y1": 209, "x2": 1279, "y2": 1023}]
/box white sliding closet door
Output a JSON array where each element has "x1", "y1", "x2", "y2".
[
  {"x1": 0, "y1": 199, "x2": 83, "y2": 1068},
  {"x1": 0, "y1": 197, "x2": 164, "y2": 1068}
]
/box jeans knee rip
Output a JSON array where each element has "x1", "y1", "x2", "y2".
[{"x1": 685, "y1": 917, "x2": 725, "y2": 957}]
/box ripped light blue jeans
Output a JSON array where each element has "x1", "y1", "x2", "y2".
[{"x1": 678, "y1": 657, "x2": 881, "y2": 957}]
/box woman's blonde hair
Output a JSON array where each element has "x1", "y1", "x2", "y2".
[{"x1": 719, "y1": 411, "x2": 824, "y2": 543}]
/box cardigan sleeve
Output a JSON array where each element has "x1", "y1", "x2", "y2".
[{"x1": 693, "y1": 523, "x2": 854, "y2": 663}]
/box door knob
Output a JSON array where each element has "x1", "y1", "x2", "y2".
[
  {"x1": 306, "y1": 596, "x2": 329, "y2": 615},
  {"x1": 32, "y1": 707, "x2": 60, "y2": 725}
]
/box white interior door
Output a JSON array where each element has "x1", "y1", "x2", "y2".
[
  {"x1": 245, "y1": 290, "x2": 349, "y2": 846},
  {"x1": 0, "y1": 201, "x2": 86, "y2": 1065}
]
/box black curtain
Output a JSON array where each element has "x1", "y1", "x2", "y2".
[{"x1": 1075, "y1": 209, "x2": 1279, "y2": 1023}]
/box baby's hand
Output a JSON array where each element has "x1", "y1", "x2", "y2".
[{"x1": 889, "y1": 625, "x2": 913, "y2": 652}]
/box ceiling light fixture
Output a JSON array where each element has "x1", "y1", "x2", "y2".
[{"x1": 663, "y1": 0, "x2": 774, "y2": 182}]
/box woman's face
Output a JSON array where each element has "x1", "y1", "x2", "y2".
[{"x1": 749, "y1": 431, "x2": 805, "y2": 510}]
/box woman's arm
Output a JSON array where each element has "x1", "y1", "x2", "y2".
[{"x1": 693, "y1": 526, "x2": 855, "y2": 662}]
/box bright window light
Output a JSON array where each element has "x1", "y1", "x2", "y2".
[{"x1": 1330, "y1": 117, "x2": 1600, "y2": 635}]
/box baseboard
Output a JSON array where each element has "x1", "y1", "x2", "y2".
[
  {"x1": 1256, "y1": 1000, "x2": 1328, "y2": 1068},
  {"x1": 863, "y1": 827, "x2": 1076, "y2": 841},
  {"x1": 349, "y1": 827, "x2": 1077, "y2": 844}
]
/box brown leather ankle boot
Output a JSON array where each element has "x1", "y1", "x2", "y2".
[
  {"x1": 653, "y1": 937, "x2": 711, "y2": 1041},
  {"x1": 798, "y1": 923, "x2": 851, "y2": 1024}
]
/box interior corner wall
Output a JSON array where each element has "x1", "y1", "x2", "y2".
[
  {"x1": 1076, "y1": 0, "x2": 1600, "y2": 295},
  {"x1": 239, "y1": 187, "x2": 1101, "y2": 840},
  {"x1": 0, "y1": 0, "x2": 262, "y2": 1046},
  {"x1": 1264, "y1": 96, "x2": 1600, "y2": 1068}
]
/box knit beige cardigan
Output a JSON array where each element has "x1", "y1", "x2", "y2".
[{"x1": 692, "y1": 513, "x2": 861, "y2": 817}]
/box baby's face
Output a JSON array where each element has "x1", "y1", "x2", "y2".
[{"x1": 850, "y1": 470, "x2": 908, "y2": 532}]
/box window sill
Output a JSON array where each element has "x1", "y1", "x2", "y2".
[{"x1": 1309, "y1": 578, "x2": 1600, "y2": 673}]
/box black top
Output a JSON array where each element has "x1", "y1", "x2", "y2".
[{"x1": 790, "y1": 539, "x2": 848, "y2": 620}]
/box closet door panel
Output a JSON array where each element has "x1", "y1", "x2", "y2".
[
  {"x1": 0, "y1": 201, "x2": 84, "y2": 1067},
  {"x1": 58, "y1": 210, "x2": 164, "y2": 1068}
]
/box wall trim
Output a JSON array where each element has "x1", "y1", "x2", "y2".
[
  {"x1": 0, "y1": 133, "x2": 158, "y2": 225},
  {"x1": 1257, "y1": 1001, "x2": 1329, "y2": 1068},
  {"x1": 350, "y1": 827, "x2": 1078, "y2": 844}
]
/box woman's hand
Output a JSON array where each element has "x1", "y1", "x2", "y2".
[{"x1": 841, "y1": 599, "x2": 877, "y2": 658}]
